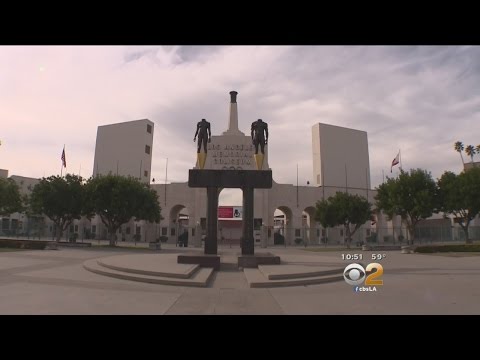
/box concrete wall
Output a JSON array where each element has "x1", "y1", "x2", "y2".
[
  {"x1": 92, "y1": 119, "x2": 154, "y2": 183},
  {"x1": 312, "y1": 123, "x2": 370, "y2": 189}
]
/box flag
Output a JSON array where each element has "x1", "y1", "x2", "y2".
[
  {"x1": 391, "y1": 151, "x2": 399, "y2": 172},
  {"x1": 61, "y1": 148, "x2": 66, "y2": 168}
]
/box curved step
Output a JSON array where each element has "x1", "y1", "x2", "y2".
[
  {"x1": 258, "y1": 265, "x2": 343, "y2": 280},
  {"x1": 244, "y1": 268, "x2": 343, "y2": 288},
  {"x1": 97, "y1": 258, "x2": 199, "y2": 279},
  {"x1": 83, "y1": 259, "x2": 214, "y2": 287}
]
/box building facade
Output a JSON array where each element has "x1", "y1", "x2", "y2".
[{"x1": 93, "y1": 119, "x2": 154, "y2": 184}]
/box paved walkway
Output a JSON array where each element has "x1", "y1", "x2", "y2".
[{"x1": 0, "y1": 245, "x2": 479, "y2": 314}]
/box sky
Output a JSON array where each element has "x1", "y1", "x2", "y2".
[{"x1": 1, "y1": 46, "x2": 480, "y2": 206}]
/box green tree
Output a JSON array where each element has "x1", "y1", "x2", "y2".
[
  {"x1": 30, "y1": 174, "x2": 86, "y2": 241},
  {"x1": 84, "y1": 175, "x2": 162, "y2": 246},
  {"x1": 454, "y1": 141, "x2": 465, "y2": 166},
  {"x1": 437, "y1": 167, "x2": 480, "y2": 244},
  {"x1": 315, "y1": 192, "x2": 372, "y2": 248},
  {"x1": 0, "y1": 178, "x2": 24, "y2": 216},
  {"x1": 375, "y1": 169, "x2": 437, "y2": 244},
  {"x1": 465, "y1": 145, "x2": 476, "y2": 164}
]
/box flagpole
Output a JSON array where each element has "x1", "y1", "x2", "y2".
[
  {"x1": 399, "y1": 149, "x2": 403, "y2": 170},
  {"x1": 321, "y1": 160, "x2": 325, "y2": 200},
  {"x1": 366, "y1": 167, "x2": 369, "y2": 200},
  {"x1": 345, "y1": 164, "x2": 348, "y2": 193},
  {"x1": 61, "y1": 145, "x2": 65, "y2": 177},
  {"x1": 165, "y1": 158, "x2": 168, "y2": 206},
  {"x1": 296, "y1": 164, "x2": 299, "y2": 208}
]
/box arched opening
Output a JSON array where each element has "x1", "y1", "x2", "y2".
[
  {"x1": 273, "y1": 206, "x2": 293, "y2": 245},
  {"x1": 169, "y1": 204, "x2": 190, "y2": 246},
  {"x1": 302, "y1": 206, "x2": 317, "y2": 245},
  {"x1": 218, "y1": 188, "x2": 243, "y2": 247}
]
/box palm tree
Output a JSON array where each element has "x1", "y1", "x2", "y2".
[
  {"x1": 454, "y1": 141, "x2": 465, "y2": 165},
  {"x1": 465, "y1": 145, "x2": 476, "y2": 163},
  {"x1": 476, "y1": 144, "x2": 480, "y2": 157}
]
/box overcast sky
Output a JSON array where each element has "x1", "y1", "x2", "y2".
[{"x1": 1, "y1": 46, "x2": 479, "y2": 205}]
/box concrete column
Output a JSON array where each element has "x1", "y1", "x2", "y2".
[
  {"x1": 206, "y1": 186, "x2": 218, "y2": 254},
  {"x1": 242, "y1": 187, "x2": 254, "y2": 255},
  {"x1": 194, "y1": 223, "x2": 201, "y2": 248},
  {"x1": 260, "y1": 224, "x2": 268, "y2": 248}
]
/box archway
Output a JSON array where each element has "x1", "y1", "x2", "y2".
[
  {"x1": 273, "y1": 206, "x2": 293, "y2": 245},
  {"x1": 218, "y1": 188, "x2": 243, "y2": 247},
  {"x1": 169, "y1": 204, "x2": 191, "y2": 246}
]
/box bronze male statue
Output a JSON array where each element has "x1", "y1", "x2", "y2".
[
  {"x1": 193, "y1": 118, "x2": 211, "y2": 153},
  {"x1": 251, "y1": 119, "x2": 268, "y2": 154}
]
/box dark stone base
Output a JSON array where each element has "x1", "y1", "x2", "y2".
[
  {"x1": 57, "y1": 242, "x2": 92, "y2": 247},
  {"x1": 178, "y1": 254, "x2": 221, "y2": 270},
  {"x1": 238, "y1": 253, "x2": 281, "y2": 268}
]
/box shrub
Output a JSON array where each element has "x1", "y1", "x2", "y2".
[
  {"x1": 415, "y1": 244, "x2": 480, "y2": 253},
  {"x1": 0, "y1": 239, "x2": 47, "y2": 250},
  {"x1": 159, "y1": 236, "x2": 168, "y2": 243},
  {"x1": 294, "y1": 238, "x2": 303, "y2": 245}
]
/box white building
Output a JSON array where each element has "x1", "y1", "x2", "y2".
[
  {"x1": 93, "y1": 119, "x2": 154, "y2": 184},
  {"x1": 312, "y1": 123, "x2": 370, "y2": 189}
]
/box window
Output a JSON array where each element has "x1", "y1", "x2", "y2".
[
  {"x1": 366, "y1": 229, "x2": 371, "y2": 237},
  {"x1": 91, "y1": 225, "x2": 97, "y2": 234},
  {"x1": 295, "y1": 229, "x2": 301, "y2": 237},
  {"x1": 126, "y1": 227, "x2": 130, "y2": 235},
  {"x1": 74, "y1": 225, "x2": 78, "y2": 232},
  {"x1": 145, "y1": 145, "x2": 151, "y2": 155},
  {"x1": 147, "y1": 124, "x2": 152, "y2": 134},
  {"x1": 192, "y1": 228, "x2": 195, "y2": 236},
  {"x1": 340, "y1": 229, "x2": 344, "y2": 237},
  {"x1": 321, "y1": 229, "x2": 326, "y2": 237},
  {"x1": 171, "y1": 228, "x2": 176, "y2": 236},
  {"x1": 136, "y1": 226, "x2": 141, "y2": 235},
  {"x1": 161, "y1": 227, "x2": 167, "y2": 236},
  {"x1": 144, "y1": 170, "x2": 148, "y2": 177},
  {"x1": 69, "y1": 225, "x2": 74, "y2": 232}
]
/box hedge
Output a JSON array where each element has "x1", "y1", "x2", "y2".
[{"x1": 415, "y1": 244, "x2": 480, "y2": 253}]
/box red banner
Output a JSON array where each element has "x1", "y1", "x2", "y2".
[{"x1": 218, "y1": 207, "x2": 233, "y2": 218}]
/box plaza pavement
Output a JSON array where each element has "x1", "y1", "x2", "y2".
[{"x1": 0, "y1": 243, "x2": 479, "y2": 314}]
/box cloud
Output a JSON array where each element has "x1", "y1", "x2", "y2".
[{"x1": 1, "y1": 45, "x2": 480, "y2": 205}]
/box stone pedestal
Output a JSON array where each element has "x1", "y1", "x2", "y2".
[
  {"x1": 238, "y1": 253, "x2": 281, "y2": 268},
  {"x1": 178, "y1": 254, "x2": 220, "y2": 270}
]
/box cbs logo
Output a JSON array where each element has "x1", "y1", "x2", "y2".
[{"x1": 343, "y1": 263, "x2": 384, "y2": 286}]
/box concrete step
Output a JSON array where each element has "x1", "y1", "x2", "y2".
[
  {"x1": 244, "y1": 268, "x2": 344, "y2": 288},
  {"x1": 83, "y1": 259, "x2": 214, "y2": 287},
  {"x1": 97, "y1": 258, "x2": 199, "y2": 279},
  {"x1": 258, "y1": 265, "x2": 343, "y2": 280}
]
